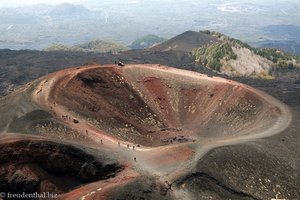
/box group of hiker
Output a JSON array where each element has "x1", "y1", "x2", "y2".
[{"x1": 86, "y1": 130, "x2": 137, "y2": 162}]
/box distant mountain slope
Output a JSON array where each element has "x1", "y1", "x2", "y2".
[
  {"x1": 255, "y1": 40, "x2": 300, "y2": 56},
  {"x1": 263, "y1": 25, "x2": 300, "y2": 43},
  {"x1": 45, "y1": 40, "x2": 129, "y2": 53},
  {"x1": 193, "y1": 31, "x2": 300, "y2": 78},
  {"x1": 75, "y1": 40, "x2": 129, "y2": 53},
  {"x1": 130, "y1": 35, "x2": 166, "y2": 49},
  {"x1": 150, "y1": 31, "x2": 219, "y2": 52},
  {"x1": 49, "y1": 3, "x2": 91, "y2": 17}
]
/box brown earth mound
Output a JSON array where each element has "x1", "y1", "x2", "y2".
[
  {"x1": 150, "y1": 31, "x2": 219, "y2": 52},
  {"x1": 44, "y1": 64, "x2": 288, "y2": 147},
  {"x1": 0, "y1": 138, "x2": 123, "y2": 195}
]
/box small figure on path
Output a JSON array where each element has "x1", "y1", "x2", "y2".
[{"x1": 115, "y1": 61, "x2": 125, "y2": 67}]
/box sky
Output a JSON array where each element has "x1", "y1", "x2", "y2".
[{"x1": 0, "y1": 0, "x2": 83, "y2": 7}]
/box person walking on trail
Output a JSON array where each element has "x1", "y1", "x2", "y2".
[
  {"x1": 133, "y1": 146, "x2": 135, "y2": 150},
  {"x1": 85, "y1": 130, "x2": 88, "y2": 139},
  {"x1": 134, "y1": 157, "x2": 136, "y2": 162},
  {"x1": 101, "y1": 139, "x2": 103, "y2": 144},
  {"x1": 127, "y1": 144, "x2": 129, "y2": 149}
]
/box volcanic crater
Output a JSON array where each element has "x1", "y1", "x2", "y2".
[
  {"x1": 40, "y1": 64, "x2": 289, "y2": 147},
  {"x1": 0, "y1": 64, "x2": 292, "y2": 199}
]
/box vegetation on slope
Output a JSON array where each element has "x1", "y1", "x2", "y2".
[
  {"x1": 45, "y1": 44, "x2": 71, "y2": 51},
  {"x1": 193, "y1": 30, "x2": 300, "y2": 78},
  {"x1": 254, "y1": 48, "x2": 300, "y2": 70},
  {"x1": 193, "y1": 42, "x2": 237, "y2": 71},
  {"x1": 45, "y1": 40, "x2": 129, "y2": 53},
  {"x1": 130, "y1": 35, "x2": 166, "y2": 49}
]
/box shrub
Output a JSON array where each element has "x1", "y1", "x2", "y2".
[{"x1": 193, "y1": 42, "x2": 237, "y2": 72}]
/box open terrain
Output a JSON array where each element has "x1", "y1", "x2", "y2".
[
  {"x1": 0, "y1": 27, "x2": 300, "y2": 200},
  {"x1": 1, "y1": 63, "x2": 298, "y2": 199}
]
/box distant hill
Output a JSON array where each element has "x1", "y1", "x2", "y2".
[
  {"x1": 254, "y1": 40, "x2": 300, "y2": 56},
  {"x1": 130, "y1": 35, "x2": 166, "y2": 49},
  {"x1": 45, "y1": 40, "x2": 129, "y2": 53},
  {"x1": 49, "y1": 3, "x2": 91, "y2": 17},
  {"x1": 250, "y1": 24, "x2": 300, "y2": 56},
  {"x1": 44, "y1": 30, "x2": 300, "y2": 79},
  {"x1": 192, "y1": 31, "x2": 300, "y2": 78},
  {"x1": 75, "y1": 40, "x2": 129, "y2": 53},
  {"x1": 150, "y1": 31, "x2": 219, "y2": 52},
  {"x1": 263, "y1": 25, "x2": 300, "y2": 43}
]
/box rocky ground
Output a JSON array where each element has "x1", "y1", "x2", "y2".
[
  {"x1": 0, "y1": 49, "x2": 194, "y2": 97},
  {"x1": 0, "y1": 49, "x2": 299, "y2": 200}
]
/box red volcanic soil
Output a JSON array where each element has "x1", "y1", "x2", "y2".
[
  {"x1": 37, "y1": 64, "x2": 289, "y2": 147},
  {"x1": 0, "y1": 136, "x2": 123, "y2": 196},
  {"x1": 21, "y1": 64, "x2": 291, "y2": 199}
]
